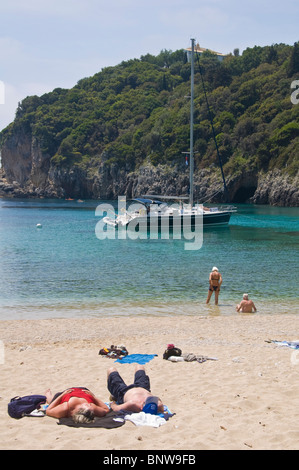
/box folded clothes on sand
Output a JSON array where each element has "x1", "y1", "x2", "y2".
[
  {"x1": 167, "y1": 353, "x2": 218, "y2": 362},
  {"x1": 99, "y1": 345, "x2": 129, "y2": 359},
  {"x1": 124, "y1": 412, "x2": 167, "y2": 428},
  {"x1": 115, "y1": 405, "x2": 175, "y2": 427},
  {"x1": 163, "y1": 343, "x2": 218, "y2": 363}
]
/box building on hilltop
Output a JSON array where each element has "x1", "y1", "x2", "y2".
[{"x1": 185, "y1": 43, "x2": 226, "y2": 62}]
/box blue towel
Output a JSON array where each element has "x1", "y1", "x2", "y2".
[{"x1": 115, "y1": 354, "x2": 158, "y2": 364}]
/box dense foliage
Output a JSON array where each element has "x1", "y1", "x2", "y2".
[{"x1": 1, "y1": 42, "x2": 299, "y2": 178}]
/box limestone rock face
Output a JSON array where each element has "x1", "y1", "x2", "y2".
[
  {"x1": 0, "y1": 131, "x2": 298, "y2": 206},
  {"x1": 1, "y1": 128, "x2": 32, "y2": 185},
  {"x1": 250, "y1": 170, "x2": 299, "y2": 207}
]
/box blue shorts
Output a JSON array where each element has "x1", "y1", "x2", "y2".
[{"x1": 107, "y1": 370, "x2": 151, "y2": 404}]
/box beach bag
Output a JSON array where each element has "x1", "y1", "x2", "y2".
[
  {"x1": 8, "y1": 394, "x2": 46, "y2": 419},
  {"x1": 163, "y1": 344, "x2": 182, "y2": 360}
]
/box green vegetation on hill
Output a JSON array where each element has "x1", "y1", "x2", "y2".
[{"x1": 1, "y1": 42, "x2": 299, "y2": 178}]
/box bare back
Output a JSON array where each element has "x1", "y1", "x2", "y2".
[
  {"x1": 237, "y1": 300, "x2": 256, "y2": 313},
  {"x1": 210, "y1": 271, "x2": 222, "y2": 287}
]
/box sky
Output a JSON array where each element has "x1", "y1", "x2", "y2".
[{"x1": 0, "y1": 0, "x2": 298, "y2": 131}]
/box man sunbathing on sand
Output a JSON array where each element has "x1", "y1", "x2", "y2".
[
  {"x1": 107, "y1": 364, "x2": 164, "y2": 414},
  {"x1": 236, "y1": 293, "x2": 257, "y2": 313}
]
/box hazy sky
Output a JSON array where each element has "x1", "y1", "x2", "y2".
[{"x1": 0, "y1": 0, "x2": 298, "y2": 131}]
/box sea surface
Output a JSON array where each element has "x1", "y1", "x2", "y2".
[{"x1": 0, "y1": 198, "x2": 298, "y2": 320}]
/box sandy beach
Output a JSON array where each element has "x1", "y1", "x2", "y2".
[{"x1": 1, "y1": 313, "x2": 299, "y2": 451}]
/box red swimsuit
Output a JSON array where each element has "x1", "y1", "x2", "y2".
[{"x1": 60, "y1": 388, "x2": 96, "y2": 404}]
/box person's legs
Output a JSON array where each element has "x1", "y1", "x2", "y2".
[
  {"x1": 45, "y1": 389, "x2": 65, "y2": 404},
  {"x1": 206, "y1": 288, "x2": 213, "y2": 304},
  {"x1": 215, "y1": 288, "x2": 219, "y2": 305},
  {"x1": 45, "y1": 388, "x2": 53, "y2": 403},
  {"x1": 133, "y1": 365, "x2": 151, "y2": 392},
  {"x1": 107, "y1": 367, "x2": 129, "y2": 404}
]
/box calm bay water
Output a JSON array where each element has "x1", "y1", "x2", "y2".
[{"x1": 0, "y1": 198, "x2": 298, "y2": 319}]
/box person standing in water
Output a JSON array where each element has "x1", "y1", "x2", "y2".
[{"x1": 206, "y1": 267, "x2": 222, "y2": 305}]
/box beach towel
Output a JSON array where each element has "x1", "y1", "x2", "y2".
[
  {"x1": 57, "y1": 411, "x2": 125, "y2": 428},
  {"x1": 115, "y1": 354, "x2": 158, "y2": 364}
]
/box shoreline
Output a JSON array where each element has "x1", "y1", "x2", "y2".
[
  {"x1": 1, "y1": 312, "x2": 299, "y2": 345},
  {"x1": 0, "y1": 297, "x2": 298, "y2": 321},
  {"x1": 1, "y1": 313, "x2": 299, "y2": 450}
]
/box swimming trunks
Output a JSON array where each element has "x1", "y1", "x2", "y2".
[{"x1": 108, "y1": 370, "x2": 151, "y2": 404}]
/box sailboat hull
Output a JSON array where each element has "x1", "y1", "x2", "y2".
[
  {"x1": 109, "y1": 211, "x2": 232, "y2": 230},
  {"x1": 202, "y1": 211, "x2": 232, "y2": 226}
]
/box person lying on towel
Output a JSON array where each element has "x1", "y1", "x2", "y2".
[
  {"x1": 107, "y1": 365, "x2": 164, "y2": 414},
  {"x1": 45, "y1": 387, "x2": 109, "y2": 424}
]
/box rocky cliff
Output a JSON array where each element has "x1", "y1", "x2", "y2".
[
  {"x1": 1, "y1": 43, "x2": 299, "y2": 206},
  {"x1": 0, "y1": 130, "x2": 298, "y2": 206}
]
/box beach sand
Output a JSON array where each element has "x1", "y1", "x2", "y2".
[{"x1": 1, "y1": 313, "x2": 299, "y2": 451}]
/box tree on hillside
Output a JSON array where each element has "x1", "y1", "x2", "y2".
[{"x1": 288, "y1": 41, "x2": 299, "y2": 76}]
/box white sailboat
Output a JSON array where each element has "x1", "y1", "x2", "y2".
[{"x1": 104, "y1": 39, "x2": 236, "y2": 230}]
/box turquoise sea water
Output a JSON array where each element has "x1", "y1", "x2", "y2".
[{"x1": 0, "y1": 198, "x2": 298, "y2": 319}]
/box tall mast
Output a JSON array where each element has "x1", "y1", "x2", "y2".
[{"x1": 189, "y1": 38, "x2": 195, "y2": 208}]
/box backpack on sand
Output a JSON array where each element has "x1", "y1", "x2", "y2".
[
  {"x1": 8, "y1": 395, "x2": 47, "y2": 419},
  {"x1": 163, "y1": 344, "x2": 182, "y2": 360}
]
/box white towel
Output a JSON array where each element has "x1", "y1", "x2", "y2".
[{"x1": 124, "y1": 411, "x2": 167, "y2": 427}]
